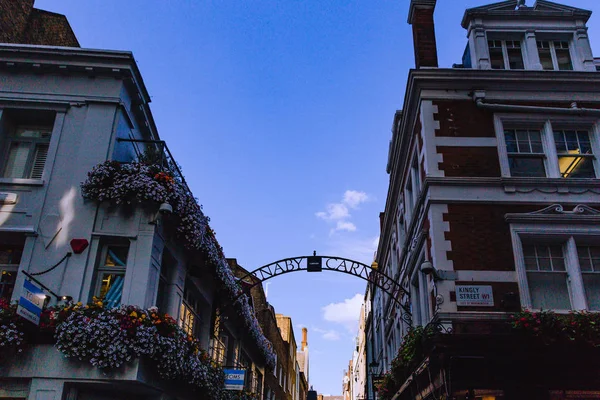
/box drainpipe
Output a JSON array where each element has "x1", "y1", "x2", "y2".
[{"x1": 473, "y1": 91, "x2": 600, "y2": 116}]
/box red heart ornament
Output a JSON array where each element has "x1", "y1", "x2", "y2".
[{"x1": 70, "y1": 238, "x2": 89, "y2": 254}]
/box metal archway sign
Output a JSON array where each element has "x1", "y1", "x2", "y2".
[{"x1": 235, "y1": 252, "x2": 412, "y2": 320}]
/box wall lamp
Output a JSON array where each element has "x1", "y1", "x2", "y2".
[
  {"x1": 150, "y1": 202, "x2": 173, "y2": 225},
  {"x1": 420, "y1": 261, "x2": 457, "y2": 282}
]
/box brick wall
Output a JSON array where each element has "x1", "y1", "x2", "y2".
[
  {"x1": 443, "y1": 204, "x2": 540, "y2": 271},
  {"x1": 0, "y1": 0, "x2": 79, "y2": 47},
  {"x1": 433, "y1": 101, "x2": 495, "y2": 138},
  {"x1": 437, "y1": 146, "x2": 501, "y2": 177},
  {"x1": 23, "y1": 9, "x2": 80, "y2": 47},
  {"x1": 0, "y1": 0, "x2": 34, "y2": 43},
  {"x1": 411, "y1": 7, "x2": 438, "y2": 68}
]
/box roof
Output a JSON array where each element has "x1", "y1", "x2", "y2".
[{"x1": 461, "y1": 0, "x2": 592, "y2": 29}]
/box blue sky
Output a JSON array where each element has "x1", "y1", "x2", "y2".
[{"x1": 36, "y1": 0, "x2": 600, "y2": 395}]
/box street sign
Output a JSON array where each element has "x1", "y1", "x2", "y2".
[
  {"x1": 372, "y1": 375, "x2": 385, "y2": 391},
  {"x1": 224, "y1": 369, "x2": 246, "y2": 391},
  {"x1": 456, "y1": 285, "x2": 494, "y2": 307},
  {"x1": 307, "y1": 256, "x2": 322, "y2": 272},
  {"x1": 17, "y1": 280, "x2": 45, "y2": 325}
]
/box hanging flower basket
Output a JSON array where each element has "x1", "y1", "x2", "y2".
[{"x1": 81, "y1": 160, "x2": 276, "y2": 369}]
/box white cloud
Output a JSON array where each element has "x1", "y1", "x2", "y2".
[
  {"x1": 343, "y1": 190, "x2": 369, "y2": 208},
  {"x1": 335, "y1": 221, "x2": 356, "y2": 232},
  {"x1": 313, "y1": 327, "x2": 341, "y2": 341},
  {"x1": 316, "y1": 203, "x2": 350, "y2": 221},
  {"x1": 316, "y1": 190, "x2": 370, "y2": 233},
  {"x1": 323, "y1": 330, "x2": 341, "y2": 341},
  {"x1": 322, "y1": 293, "x2": 364, "y2": 333}
]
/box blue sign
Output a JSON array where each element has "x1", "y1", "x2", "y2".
[
  {"x1": 17, "y1": 280, "x2": 45, "y2": 325},
  {"x1": 224, "y1": 369, "x2": 246, "y2": 391}
]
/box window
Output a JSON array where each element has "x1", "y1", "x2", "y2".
[
  {"x1": 1, "y1": 109, "x2": 55, "y2": 180},
  {"x1": 577, "y1": 246, "x2": 600, "y2": 310},
  {"x1": 156, "y1": 249, "x2": 175, "y2": 313},
  {"x1": 0, "y1": 236, "x2": 24, "y2": 301},
  {"x1": 95, "y1": 243, "x2": 129, "y2": 308},
  {"x1": 180, "y1": 281, "x2": 203, "y2": 338},
  {"x1": 523, "y1": 244, "x2": 570, "y2": 310},
  {"x1": 504, "y1": 129, "x2": 546, "y2": 177},
  {"x1": 498, "y1": 119, "x2": 599, "y2": 179},
  {"x1": 488, "y1": 39, "x2": 524, "y2": 70},
  {"x1": 516, "y1": 234, "x2": 600, "y2": 312},
  {"x1": 537, "y1": 41, "x2": 573, "y2": 71},
  {"x1": 554, "y1": 130, "x2": 595, "y2": 178}
]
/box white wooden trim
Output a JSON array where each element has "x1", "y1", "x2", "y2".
[
  {"x1": 590, "y1": 121, "x2": 600, "y2": 179},
  {"x1": 543, "y1": 120, "x2": 560, "y2": 178},
  {"x1": 510, "y1": 227, "x2": 531, "y2": 308},
  {"x1": 510, "y1": 223, "x2": 600, "y2": 311},
  {"x1": 493, "y1": 115, "x2": 511, "y2": 177},
  {"x1": 565, "y1": 237, "x2": 587, "y2": 310}
]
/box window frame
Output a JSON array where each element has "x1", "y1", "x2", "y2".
[
  {"x1": 0, "y1": 108, "x2": 65, "y2": 184},
  {"x1": 536, "y1": 39, "x2": 574, "y2": 71},
  {"x1": 487, "y1": 38, "x2": 525, "y2": 70},
  {"x1": 510, "y1": 223, "x2": 600, "y2": 312},
  {"x1": 494, "y1": 114, "x2": 600, "y2": 179},
  {"x1": 0, "y1": 240, "x2": 24, "y2": 301},
  {"x1": 93, "y1": 242, "x2": 130, "y2": 309}
]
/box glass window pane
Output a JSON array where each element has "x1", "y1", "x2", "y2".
[
  {"x1": 577, "y1": 131, "x2": 592, "y2": 153},
  {"x1": 105, "y1": 246, "x2": 128, "y2": 267},
  {"x1": 509, "y1": 157, "x2": 546, "y2": 177},
  {"x1": 99, "y1": 273, "x2": 125, "y2": 308},
  {"x1": 505, "y1": 130, "x2": 518, "y2": 152},
  {"x1": 507, "y1": 48, "x2": 524, "y2": 70},
  {"x1": 552, "y1": 256, "x2": 566, "y2": 272},
  {"x1": 554, "y1": 132, "x2": 567, "y2": 152},
  {"x1": 0, "y1": 268, "x2": 17, "y2": 300},
  {"x1": 527, "y1": 272, "x2": 571, "y2": 309},
  {"x1": 0, "y1": 246, "x2": 23, "y2": 265},
  {"x1": 579, "y1": 255, "x2": 593, "y2": 272},
  {"x1": 3, "y1": 142, "x2": 31, "y2": 178},
  {"x1": 556, "y1": 48, "x2": 572, "y2": 71},
  {"x1": 489, "y1": 47, "x2": 505, "y2": 70},
  {"x1": 583, "y1": 274, "x2": 600, "y2": 311},
  {"x1": 538, "y1": 48, "x2": 554, "y2": 70},
  {"x1": 558, "y1": 156, "x2": 596, "y2": 178},
  {"x1": 538, "y1": 257, "x2": 552, "y2": 271},
  {"x1": 564, "y1": 131, "x2": 578, "y2": 151},
  {"x1": 524, "y1": 256, "x2": 538, "y2": 271}
]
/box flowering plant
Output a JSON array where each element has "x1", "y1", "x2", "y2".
[
  {"x1": 0, "y1": 298, "x2": 25, "y2": 360},
  {"x1": 512, "y1": 309, "x2": 600, "y2": 346},
  {"x1": 377, "y1": 324, "x2": 440, "y2": 400},
  {"x1": 81, "y1": 159, "x2": 276, "y2": 368},
  {"x1": 52, "y1": 301, "x2": 225, "y2": 396}
]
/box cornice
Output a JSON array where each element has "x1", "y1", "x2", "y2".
[{"x1": 505, "y1": 203, "x2": 600, "y2": 223}]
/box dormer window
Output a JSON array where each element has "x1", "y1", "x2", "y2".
[
  {"x1": 488, "y1": 39, "x2": 524, "y2": 70},
  {"x1": 537, "y1": 40, "x2": 573, "y2": 71}
]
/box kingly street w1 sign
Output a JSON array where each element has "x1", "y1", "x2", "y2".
[
  {"x1": 456, "y1": 285, "x2": 494, "y2": 307},
  {"x1": 17, "y1": 280, "x2": 45, "y2": 325},
  {"x1": 224, "y1": 369, "x2": 246, "y2": 391}
]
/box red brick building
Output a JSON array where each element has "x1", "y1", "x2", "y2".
[{"x1": 368, "y1": 1, "x2": 600, "y2": 399}]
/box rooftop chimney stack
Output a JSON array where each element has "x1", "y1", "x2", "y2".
[
  {"x1": 408, "y1": 0, "x2": 438, "y2": 69},
  {"x1": 302, "y1": 327, "x2": 308, "y2": 350}
]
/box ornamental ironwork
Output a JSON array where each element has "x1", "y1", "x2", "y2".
[{"x1": 235, "y1": 253, "x2": 411, "y2": 320}]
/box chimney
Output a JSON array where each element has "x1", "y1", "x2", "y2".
[
  {"x1": 408, "y1": 0, "x2": 438, "y2": 69},
  {"x1": 302, "y1": 327, "x2": 308, "y2": 350}
]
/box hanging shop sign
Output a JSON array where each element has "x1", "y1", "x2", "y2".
[
  {"x1": 224, "y1": 369, "x2": 246, "y2": 391},
  {"x1": 372, "y1": 375, "x2": 385, "y2": 391},
  {"x1": 307, "y1": 255, "x2": 322, "y2": 272},
  {"x1": 17, "y1": 280, "x2": 45, "y2": 325},
  {"x1": 456, "y1": 285, "x2": 494, "y2": 307}
]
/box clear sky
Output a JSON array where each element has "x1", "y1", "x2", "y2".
[{"x1": 36, "y1": 0, "x2": 600, "y2": 395}]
